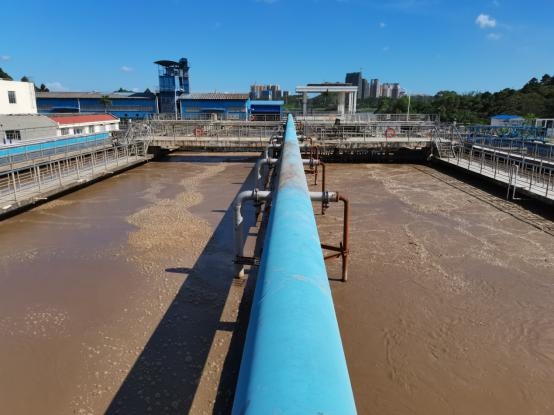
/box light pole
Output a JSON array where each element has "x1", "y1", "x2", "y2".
[{"x1": 407, "y1": 92, "x2": 411, "y2": 121}]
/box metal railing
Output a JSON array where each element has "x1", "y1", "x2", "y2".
[
  {"x1": 141, "y1": 113, "x2": 443, "y2": 146},
  {"x1": 436, "y1": 129, "x2": 554, "y2": 200},
  {"x1": 146, "y1": 120, "x2": 283, "y2": 141},
  {"x1": 0, "y1": 133, "x2": 112, "y2": 168},
  {"x1": 0, "y1": 141, "x2": 148, "y2": 210}
]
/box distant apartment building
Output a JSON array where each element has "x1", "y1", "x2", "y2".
[
  {"x1": 345, "y1": 72, "x2": 363, "y2": 99},
  {"x1": 376, "y1": 83, "x2": 401, "y2": 99},
  {"x1": 362, "y1": 79, "x2": 370, "y2": 100},
  {"x1": 345, "y1": 72, "x2": 374, "y2": 101},
  {"x1": 250, "y1": 84, "x2": 284, "y2": 100},
  {"x1": 370, "y1": 79, "x2": 380, "y2": 98},
  {"x1": 380, "y1": 83, "x2": 393, "y2": 98},
  {"x1": 344, "y1": 72, "x2": 403, "y2": 100},
  {"x1": 391, "y1": 83, "x2": 401, "y2": 99}
]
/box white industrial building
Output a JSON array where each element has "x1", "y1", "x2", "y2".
[
  {"x1": 1, "y1": 80, "x2": 119, "y2": 144},
  {"x1": 0, "y1": 79, "x2": 37, "y2": 115},
  {"x1": 49, "y1": 114, "x2": 120, "y2": 136}
]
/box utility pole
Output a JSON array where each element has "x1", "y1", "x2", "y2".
[{"x1": 407, "y1": 92, "x2": 411, "y2": 121}]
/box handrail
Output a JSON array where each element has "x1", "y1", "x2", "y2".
[{"x1": 232, "y1": 114, "x2": 357, "y2": 414}]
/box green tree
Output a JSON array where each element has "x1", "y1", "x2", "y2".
[
  {"x1": 99, "y1": 95, "x2": 112, "y2": 113},
  {"x1": 0, "y1": 67, "x2": 12, "y2": 80}
]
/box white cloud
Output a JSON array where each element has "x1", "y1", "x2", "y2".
[
  {"x1": 475, "y1": 14, "x2": 496, "y2": 29},
  {"x1": 379, "y1": 22, "x2": 386, "y2": 28},
  {"x1": 121, "y1": 65, "x2": 134, "y2": 72},
  {"x1": 45, "y1": 81, "x2": 68, "y2": 91},
  {"x1": 487, "y1": 32, "x2": 502, "y2": 40},
  {"x1": 0, "y1": 55, "x2": 11, "y2": 61}
]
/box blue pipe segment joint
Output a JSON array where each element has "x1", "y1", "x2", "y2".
[{"x1": 232, "y1": 114, "x2": 357, "y2": 414}]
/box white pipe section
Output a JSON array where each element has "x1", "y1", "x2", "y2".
[
  {"x1": 309, "y1": 191, "x2": 338, "y2": 203},
  {"x1": 234, "y1": 189, "x2": 272, "y2": 278},
  {"x1": 255, "y1": 157, "x2": 322, "y2": 189},
  {"x1": 233, "y1": 189, "x2": 337, "y2": 278}
]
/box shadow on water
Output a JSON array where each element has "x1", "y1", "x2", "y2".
[
  {"x1": 164, "y1": 267, "x2": 193, "y2": 275},
  {"x1": 106, "y1": 167, "x2": 259, "y2": 414}
]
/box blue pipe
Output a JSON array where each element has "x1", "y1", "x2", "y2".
[{"x1": 232, "y1": 114, "x2": 356, "y2": 414}]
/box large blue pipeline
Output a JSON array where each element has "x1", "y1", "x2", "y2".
[{"x1": 232, "y1": 115, "x2": 356, "y2": 414}]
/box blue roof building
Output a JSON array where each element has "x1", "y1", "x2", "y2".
[
  {"x1": 179, "y1": 93, "x2": 250, "y2": 120},
  {"x1": 36, "y1": 91, "x2": 158, "y2": 119},
  {"x1": 179, "y1": 94, "x2": 284, "y2": 120},
  {"x1": 250, "y1": 100, "x2": 284, "y2": 121}
]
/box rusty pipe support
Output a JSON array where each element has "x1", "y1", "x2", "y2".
[
  {"x1": 318, "y1": 191, "x2": 349, "y2": 282},
  {"x1": 233, "y1": 189, "x2": 272, "y2": 278},
  {"x1": 320, "y1": 161, "x2": 327, "y2": 214},
  {"x1": 338, "y1": 194, "x2": 349, "y2": 282}
]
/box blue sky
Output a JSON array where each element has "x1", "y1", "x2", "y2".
[{"x1": 1, "y1": 0, "x2": 553, "y2": 95}]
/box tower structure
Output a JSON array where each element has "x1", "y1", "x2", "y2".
[{"x1": 154, "y1": 58, "x2": 190, "y2": 115}]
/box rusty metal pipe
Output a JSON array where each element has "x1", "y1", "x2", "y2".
[
  {"x1": 321, "y1": 161, "x2": 327, "y2": 214},
  {"x1": 339, "y1": 194, "x2": 350, "y2": 282}
]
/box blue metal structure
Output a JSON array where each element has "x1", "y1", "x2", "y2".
[
  {"x1": 467, "y1": 125, "x2": 547, "y2": 142},
  {"x1": 36, "y1": 92, "x2": 158, "y2": 119},
  {"x1": 155, "y1": 58, "x2": 190, "y2": 114},
  {"x1": 232, "y1": 115, "x2": 356, "y2": 414},
  {"x1": 180, "y1": 93, "x2": 250, "y2": 120},
  {"x1": 249, "y1": 100, "x2": 284, "y2": 120}
]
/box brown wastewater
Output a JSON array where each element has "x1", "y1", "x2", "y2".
[{"x1": 0, "y1": 153, "x2": 554, "y2": 414}]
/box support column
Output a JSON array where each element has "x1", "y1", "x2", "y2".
[
  {"x1": 337, "y1": 92, "x2": 346, "y2": 115},
  {"x1": 302, "y1": 92, "x2": 308, "y2": 116},
  {"x1": 347, "y1": 93, "x2": 353, "y2": 115},
  {"x1": 353, "y1": 91, "x2": 357, "y2": 114}
]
